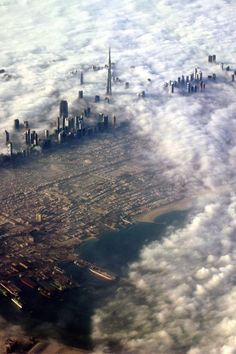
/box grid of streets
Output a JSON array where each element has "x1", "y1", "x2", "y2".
[{"x1": 0, "y1": 128, "x2": 186, "y2": 288}]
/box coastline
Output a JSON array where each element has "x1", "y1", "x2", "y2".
[
  {"x1": 0, "y1": 199, "x2": 191, "y2": 354},
  {"x1": 30, "y1": 342, "x2": 90, "y2": 354},
  {"x1": 136, "y1": 197, "x2": 192, "y2": 223}
]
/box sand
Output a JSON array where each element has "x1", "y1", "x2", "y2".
[{"x1": 136, "y1": 197, "x2": 192, "y2": 223}]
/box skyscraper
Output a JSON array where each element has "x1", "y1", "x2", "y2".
[
  {"x1": 59, "y1": 100, "x2": 68, "y2": 118},
  {"x1": 7, "y1": 142, "x2": 13, "y2": 156},
  {"x1": 5, "y1": 130, "x2": 10, "y2": 145},
  {"x1": 106, "y1": 48, "x2": 112, "y2": 95},
  {"x1": 25, "y1": 129, "x2": 31, "y2": 145},
  {"x1": 80, "y1": 71, "x2": 84, "y2": 85},
  {"x1": 14, "y1": 119, "x2": 20, "y2": 130}
]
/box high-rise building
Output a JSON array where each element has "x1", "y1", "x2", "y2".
[
  {"x1": 104, "y1": 115, "x2": 109, "y2": 129},
  {"x1": 62, "y1": 116, "x2": 65, "y2": 131},
  {"x1": 24, "y1": 129, "x2": 31, "y2": 145},
  {"x1": 7, "y1": 142, "x2": 13, "y2": 156},
  {"x1": 57, "y1": 116, "x2": 60, "y2": 132},
  {"x1": 59, "y1": 100, "x2": 68, "y2": 118},
  {"x1": 74, "y1": 116, "x2": 79, "y2": 129},
  {"x1": 58, "y1": 131, "x2": 64, "y2": 143},
  {"x1": 33, "y1": 133, "x2": 38, "y2": 146},
  {"x1": 80, "y1": 71, "x2": 84, "y2": 85},
  {"x1": 5, "y1": 130, "x2": 9, "y2": 145},
  {"x1": 187, "y1": 82, "x2": 191, "y2": 93},
  {"x1": 95, "y1": 95, "x2": 100, "y2": 103},
  {"x1": 30, "y1": 131, "x2": 36, "y2": 145},
  {"x1": 14, "y1": 119, "x2": 20, "y2": 130},
  {"x1": 44, "y1": 130, "x2": 49, "y2": 139},
  {"x1": 113, "y1": 115, "x2": 117, "y2": 127},
  {"x1": 106, "y1": 48, "x2": 112, "y2": 95},
  {"x1": 78, "y1": 90, "x2": 83, "y2": 99}
]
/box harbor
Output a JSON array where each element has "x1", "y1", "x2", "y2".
[{"x1": 0, "y1": 209, "x2": 188, "y2": 350}]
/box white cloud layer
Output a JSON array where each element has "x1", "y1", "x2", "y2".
[
  {"x1": 92, "y1": 196, "x2": 236, "y2": 353},
  {"x1": 1, "y1": 0, "x2": 236, "y2": 352}
]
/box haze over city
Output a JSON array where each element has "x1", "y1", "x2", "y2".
[{"x1": 1, "y1": 0, "x2": 236, "y2": 353}]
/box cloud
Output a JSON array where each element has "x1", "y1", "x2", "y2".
[
  {"x1": 0, "y1": 316, "x2": 26, "y2": 354},
  {"x1": 1, "y1": 0, "x2": 236, "y2": 353},
  {"x1": 92, "y1": 196, "x2": 236, "y2": 353}
]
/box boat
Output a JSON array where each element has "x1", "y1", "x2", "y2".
[
  {"x1": 0, "y1": 286, "x2": 7, "y2": 297},
  {"x1": 0, "y1": 281, "x2": 21, "y2": 297},
  {"x1": 74, "y1": 259, "x2": 88, "y2": 268},
  {"x1": 50, "y1": 280, "x2": 64, "y2": 291},
  {"x1": 54, "y1": 266, "x2": 64, "y2": 274},
  {"x1": 38, "y1": 287, "x2": 52, "y2": 299},
  {"x1": 20, "y1": 277, "x2": 37, "y2": 289},
  {"x1": 37, "y1": 279, "x2": 54, "y2": 292},
  {"x1": 11, "y1": 297, "x2": 23, "y2": 309},
  {"x1": 89, "y1": 267, "x2": 116, "y2": 281}
]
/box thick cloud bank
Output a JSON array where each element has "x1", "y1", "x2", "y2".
[
  {"x1": 93, "y1": 196, "x2": 236, "y2": 353},
  {"x1": 1, "y1": 0, "x2": 236, "y2": 134},
  {"x1": 1, "y1": 0, "x2": 236, "y2": 352}
]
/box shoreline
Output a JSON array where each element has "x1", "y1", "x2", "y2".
[
  {"x1": 136, "y1": 197, "x2": 192, "y2": 223},
  {"x1": 0, "y1": 198, "x2": 192, "y2": 354}
]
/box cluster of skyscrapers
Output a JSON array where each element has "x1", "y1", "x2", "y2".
[
  {"x1": 165, "y1": 55, "x2": 236, "y2": 95},
  {"x1": 2, "y1": 49, "x2": 116, "y2": 158},
  {"x1": 4, "y1": 50, "x2": 235, "y2": 159},
  {"x1": 166, "y1": 67, "x2": 206, "y2": 94}
]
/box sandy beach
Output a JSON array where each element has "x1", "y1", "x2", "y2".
[
  {"x1": 136, "y1": 197, "x2": 193, "y2": 223},
  {"x1": 28, "y1": 342, "x2": 91, "y2": 354}
]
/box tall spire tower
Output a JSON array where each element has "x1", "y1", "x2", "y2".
[{"x1": 106, "y1": 48, "x2": 112, "y2": 95}]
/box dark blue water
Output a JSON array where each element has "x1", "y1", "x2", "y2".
[
  {"x1": 77, "y1": 211, "x2": 187, "y2": 276},
  {"x1": 0, "y1": 210, "x2": 188, "y2": 349}
]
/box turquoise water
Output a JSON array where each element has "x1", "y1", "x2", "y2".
[{"x1": 0, "y1": 210, "x2": 188, "y2": 349}]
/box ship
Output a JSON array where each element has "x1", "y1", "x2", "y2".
[
  {"x1": 89, "y1": 266, "x2": 116, "y2": 281},
  {"x1": 74, "y1": 259, "x2": 89, "y2": 268},
  {"x1": 37, "y1": 287, "x2": 52, "y2": 299},
  {"x1": 0, "y1": 281, "x2": 21, "y2": 297},
  {"x1": 0, "y1": 286, "x2": 7, "y2": 297},
  {"x1": 20, "y1": 277, "x2": 37, "y2": 289},
  {"x1": 54, "y1": 266, "x2": 64, "y2": 274},
  {"x1": 50, "y1": 280, "x2": 64, "y2": 291},
  {"x1": 11, "y1": 297, "x2": 23, "y2": 309}
]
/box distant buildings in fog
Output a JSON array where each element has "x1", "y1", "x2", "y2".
[
  {"x1": 2, "y1": 50, "x2": 236, "y2": 161},
  {"x1": 165, "y1": 67, "x2": 206, "y2": 95},
  {"x1": 165, "y1": 54, "x2": 236, "y2": 96}
]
